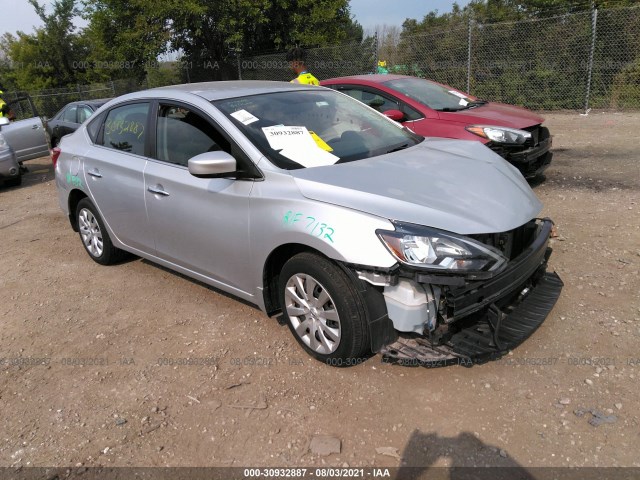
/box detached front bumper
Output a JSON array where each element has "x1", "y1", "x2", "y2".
[
  {"x1": 357, "y1": 219, "x2": 563, "y2": 367},
  {"x1": 381, "y1": 271, "x2": 563, "y2": 367}
]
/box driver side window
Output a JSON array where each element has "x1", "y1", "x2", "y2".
[
  {"x1": 340, "y1": 87, "x2": 422, "y2": 121},
  {"x1": 155, "y1": 105, "x2": 230, "y2": 167}
]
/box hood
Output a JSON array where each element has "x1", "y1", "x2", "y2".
[
  {"x1": 437, "y1": 102, "x2": 544, "y2": 130},
  {"x1": 290, "y1": 139, "x2": 542, "y2": 235}
]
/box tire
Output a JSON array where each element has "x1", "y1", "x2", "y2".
[
  {"x1": 4, "y1": 175, "x2": 22, "y2": 187},
  {"x1": 76, "y1": 198, "x2": 127, "y2": 265},
  {"x1": 279, "y1": 252, "x2": 370, "y2": 366}
]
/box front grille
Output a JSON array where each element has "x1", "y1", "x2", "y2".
[
  {"x1": 523, "y1": 124, "x2": 550, "y2": 148},
  {"x1": 469, "y1": 220, "x2": 538, "y2": 261}
]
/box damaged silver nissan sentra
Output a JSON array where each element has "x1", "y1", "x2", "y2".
[{"x1": 54, "y1": 81, "x2": 563, "y2": 367}]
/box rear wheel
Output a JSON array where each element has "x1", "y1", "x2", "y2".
[
  {"x1": 279, "y1": 252, "x2": 370, "y2": 366},
  {"x1": 76, "y1": 198, "x2": 127, "y2": 265}
]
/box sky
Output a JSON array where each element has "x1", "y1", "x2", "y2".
[
  {"x1": 0, "y1": 0, "x2": 469, "y2": 37},
  {"x1": 350, "y1": 0, "x2": 469, "y2": 31}
]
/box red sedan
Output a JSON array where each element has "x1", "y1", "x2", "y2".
[{"x1": 321, "y1": 75, "x2": 552, "y2": 179}]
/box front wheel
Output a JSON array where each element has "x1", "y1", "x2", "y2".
[
  {"x1": 279, "y1": 252, "x2": 370, "y2": 366},
  {"x1": 76, "y1": 198, "x2": 127, "y2": 265}
]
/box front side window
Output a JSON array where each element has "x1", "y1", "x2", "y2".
[
  {"x1": 62, "y1": 106, "x2": 77, "y2": 122},
  {"x1": 339, "y1": 87, "x2": 422, "y2": 121},
  {"x1": 77, "y1": 106, "x2": 93, "y2": 124},
  {"x1": 99, "y1": 103, "x2": 149, "y2": 156},
  {"x1": 155, "y1": 105, "x2": 229, "y2": 167},
  {"x1": 384, "y1": 78, "x2": 475, "y2": 112},
  {"x1": 214, "y1": 89, "x2": 422, "y2": 170}
]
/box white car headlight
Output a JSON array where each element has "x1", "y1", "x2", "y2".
[
  {"x1": 377, "y1": 222, "x2": 507, "y2": 273},
  {"x1": 466, "y1": 125, "x2": 531, "y2": 145},
  {"x1": 0, "y1": 133, "x2": 8, "y2": 150}
]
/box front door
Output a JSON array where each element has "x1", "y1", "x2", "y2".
[{"x1": 144, "y1": 102, "x2": 254, "y2": 294}]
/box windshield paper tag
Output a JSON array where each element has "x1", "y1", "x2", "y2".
[
  {"x1": 448, "y1": 90, "x2": 469, "y2": 99},
  {"x1": 231, "y1": 109, "x2": 259, "y2": 125},
  {"x1": 262, "y1": 126, "x2": 339, "y2": 168},
  {"x1": 458, "y1": 99, "x2": 469, "y2": 106}
]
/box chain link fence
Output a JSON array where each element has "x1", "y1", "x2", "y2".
[
  {"x1": 238, "y1": 4, "x2": 640, "y2": 112},
  {"x1": 4, "y1": 5, "x2": 640, "y2": 115},
  {"x1": 3, "y1": 78, "x2": 148, "y2": 119},
  {"x1": 237, "y1": 41, "x2": 377, "y2": 82}
]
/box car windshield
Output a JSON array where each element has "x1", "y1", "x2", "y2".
[
  {"x1": 214, "y1": 89, "x2": 422, "y2": 170},
  {"x1": 384, "y1": 77, "x2": 479, "y2": 112}
]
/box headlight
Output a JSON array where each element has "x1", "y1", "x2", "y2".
[
  {"x1": 377, "y1": 222, "x2": 507, "y2": 273},
  {"x1": 0, "y1": 133, "x2": 7, "y2": 150},
  {"x1": 466, "y1": 125, "x2": 531, "y2": 145}
]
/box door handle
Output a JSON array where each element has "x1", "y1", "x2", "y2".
[
  {"x1": 87, "y1": 169, "x2": 102, "y2": 178},
  {"x1": 148, "y1": 185, "x2": 170, "y2": 196},
  {"x1": 32, "y1": 124, "x2": 40, "y2": 130}
]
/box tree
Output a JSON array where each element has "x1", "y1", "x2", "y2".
[
  {"x1": 82, "y1": 0, "x2": 178, "y2": 82},
  {"x1": 0, "y1": 0, "x2": 87, "y2": 90},
  {"x1": 170, "y1": 0, "x2": 360, "y2": 81}
]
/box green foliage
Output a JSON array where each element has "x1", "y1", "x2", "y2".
[
  {"x1": 172, "y1": 0, "x2": 360, "y2": 81},
  {"x1": 607, "y1": 59, "x2": 640, "y2": 108},
  {"x1": 392, "y1": 0, "x2": 640, "y2": 110},
  {"x1": 0, "y1": 0, "x2": 361, "y2": 89},
  {"x1": 0, "y1": 0, "x2": 88, "y2": 90}
]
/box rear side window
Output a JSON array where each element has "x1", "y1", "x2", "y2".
[
  {"x1": 86, "y1": 111, "x2": 105, "y2": 143},
  {"x1": 99, "y1": 103, "x2": 149, "y2": 156}
]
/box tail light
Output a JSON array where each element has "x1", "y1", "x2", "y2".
[{"x1": 51, "y1": 147, "x2": 61, "y2": 168}]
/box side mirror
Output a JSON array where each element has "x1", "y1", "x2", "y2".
[
  {"x1": 0, "y1": 117, "x2": 9, "y2": 127},
  {"x1": 383, "y1": 109, "x2": 405, "y2": 122},
  {"x1": 188, "y1": 151, "x2": 237, "y2": 178}
]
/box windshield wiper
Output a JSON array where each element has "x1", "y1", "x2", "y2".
[
  {"x1": 465, "y1": 99, "x2": 488, "y2": 108},
  {"x1": 437, "y1": 100, "x2": 488, "y2": 112},
  {"x1": 387, "y1": 143, "x2": 410, "y2": 154}
]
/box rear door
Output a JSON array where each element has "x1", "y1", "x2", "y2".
[
  {"x1": 82, "y1": 101, "x2": 154, "y2": 254},
  {"x1": 1, "y1": 97, "x2": 49, "y2": 161}
]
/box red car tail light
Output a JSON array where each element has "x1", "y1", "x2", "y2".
[{"x1": 51, "y1": 147, "x2": 61, "y2": 168}]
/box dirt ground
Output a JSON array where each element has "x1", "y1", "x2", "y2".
[{"x1": 0, "y1": 111, "x2": 639, "y2": 472}]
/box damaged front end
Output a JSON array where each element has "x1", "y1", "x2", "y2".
[{"x1": 355, "y1": 218, "x2": 563, "y2": 367}]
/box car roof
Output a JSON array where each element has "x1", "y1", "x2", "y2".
[
  {"x1": 63, "y1": 98, "x2": 112, "y2": 108},
  {"x1": 151, "y1": 80, "x2": 317, "y2": 101}
]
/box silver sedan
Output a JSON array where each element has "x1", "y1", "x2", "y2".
[{"x1": 54, "y1": 81, "x2": 562, "y2": 366}]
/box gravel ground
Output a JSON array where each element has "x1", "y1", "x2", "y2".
[{"x1": 0, "y1": 111, "x2": 638, "y2": 470}]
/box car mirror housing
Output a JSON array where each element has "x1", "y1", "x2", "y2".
[
  {"x1": 188, "y1": 151, "x2": 238, "y2": 178},
  {"x1": 383, "y1": 109, "x2": 405, "y2": 122}
]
